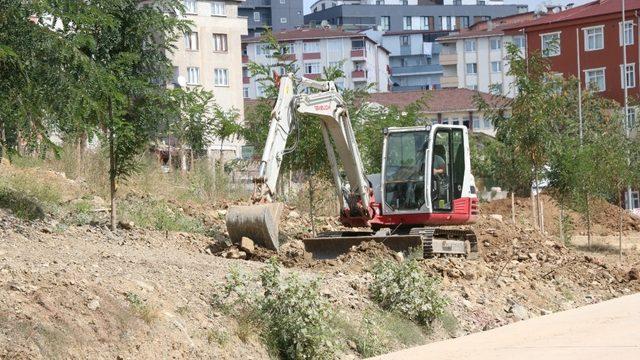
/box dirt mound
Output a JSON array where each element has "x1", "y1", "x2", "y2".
[{"x1": 481, "y1": 194, "x2": 640, "y2": 236}]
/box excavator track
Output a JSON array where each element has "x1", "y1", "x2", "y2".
[{"x1": 302, "y1": 227, "x2": 478, "y2": 260}]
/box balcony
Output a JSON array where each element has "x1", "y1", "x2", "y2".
[
  {"x1": 439, "y1": 53, "x2": 458, "y2": 66},
  {"x1": 243, "y1": 76, "x2": 251, "y2": 84},
  {"x1": 352, "y1": 70, "x2": 367, "y2": 79},
  {"x1": 440, "y1": 75, "x2": 459, "y2": 88},
  {"x1": 281, "y1": 53, "x2": 296, "y2": 61},
  {"x1": 351, "y1": 48, "x2": 366, "y2": 59},
  {"x1": 304, "y1": 73, "x2": 320, "y2": 80},
  {"x1": 391, "y1": 64, "x2": 442, "y2": 76},
  {"x1": 242, "y1": 55, "x2": 249, "y2": 63},
  {"x1": 302, "y1": 52, "x2": 321, "y2": 60}
]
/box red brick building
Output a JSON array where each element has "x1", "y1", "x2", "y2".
[{"x1": 504, "y1": 0, "x2": 640, "y2": 109}]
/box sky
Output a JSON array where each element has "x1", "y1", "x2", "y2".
[{"x1": 302, "y1": 0, "x2": 594, "y2": 15}]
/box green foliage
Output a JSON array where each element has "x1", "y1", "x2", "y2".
[
  {"x1": 213, "y1": 259, "x2": 338, "y2": 359},
  {"x1": 370, "y1": 260, "x2": 447, "y2": 326},
  {"x1": 118, "y1": 197, "x2": 205, "y2": 233}
]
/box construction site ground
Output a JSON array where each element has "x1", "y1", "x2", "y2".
[{"x1": 1, "y1": 162, "x2": 640, "y2": 359}]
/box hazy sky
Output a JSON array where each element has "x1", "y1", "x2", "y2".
[{"x1": 302, "y1": 0, "x2": 594, "y2": 15}]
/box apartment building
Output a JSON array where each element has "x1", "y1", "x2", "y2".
[
  {"x1": 239, "y1": 0, "x2": 304, "y2": 37},
  {"x1": 368, "y1": 88, "x2": 508, "y2": 136},
  {"x1": 169, "y1": 0, "x2": 248, "y2": 159},
  {"x1": 304, "y1": 4, "x2": 526, "y2": 31},
  {"x1": 241, "y1": 28, "x2": 390, "y2": 98},
  {"x1": 503, "y1": 0, "x2": 640, "y2": 107},
  {"x1": 309, "y1": 0, "x2": 505, "y2": 13},
  {"x1": 437, "y1": 12, "x2": 534, "y2": 97},
  {"x1": 380, "y1": 30, "x2": 449, "y2": 91}
]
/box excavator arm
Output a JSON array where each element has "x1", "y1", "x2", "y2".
[{"x1": 226, "y1": 74, "x2": 374, "y2": 250}]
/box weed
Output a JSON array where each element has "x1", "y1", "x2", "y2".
[
  {"x1": 125, "y1": 292, "x2": 159, "y2": 325},
  {"x1": 213, "y1": 258, "x2": 337, "y2": 359},
  {"x1": 118, "y1": 197, "x2": 205, "y2": 233},
  {"x1": 437, "y1": 311, "x2": 460, "y2": 337},
  {"x1": 370, "y1": 260, "x2": 448, "y2": 327},
  {"x1": 207, "y1": 329, "x2": 230, "y2": 347},
  {"x1": 353, "y1": 311, "x2": 386, "y2": 357}
]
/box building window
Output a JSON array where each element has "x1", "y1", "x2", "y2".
[
  {"x1": 184, "y1": 0, "x2": 196, "y2": 14},
  {"x1": 441, "y1": 16, "x2": 455, "y2": 31},
  {"x1": 184, "y1": 31, "x2": 198, "y2": 51},
  {"x1": 376, "y1": 0, "x2": 385, "y2": 4},
  {"x1": 625, "y1": 190, "x2": 640, "y2": 209},
  {"x1": 421, "y1": 16, "x2": 430, "y2": 30},
  {"x1": 187, "y1": 67, "x2": 199, "y2": 85},
  {"x1": 467, "y1": 84, "x2": 478, "y2": 91},
  {"x1": 253, "y1": 12, "x2": 260, "y2": 22},
  {"x1": 243, "y1": 87, "x2": 249, "y2": 98},
  {"x1": 214, "y1": 68, "x2": 229, "y2": 86},
  {"x1": 280, "y1": 0, "x2": 286, "y2": 3},
  {"x1": 541, "y1": 32, "x2": 560, "y2": 57},
  {"x1": 380, "y1": 16, "x2": 390, "y2": 31},
  {"x1": 401, "y1": 35, "x2": 410, "y2": 46},
  {"x1": 328, "y1": 61, "x2": 342, "y2": 71},
  {"x1": 621, "y1": 63, "x2": 636, "y2": 89},
  {"x1": 460, "y1": 16, "x2": 470, "y2": 29},
  {"x1": 212, "y1": 33, "x2": 228, "y2": 52},
  {"x1": 282, "y1": 43, "x2": 295, "y2": 54},
  {"x1": 305, "y1": 62, "x2": 321, "y2": 74},
  {"x1": 490, "y1": 37, "x2": 502, "y2": 50},
  {"x1": 211, "y1": 2, "x2": 225, "y2": 16},
  {"x1": 584, "y1": 68, "x2": 606, "y2": 92},
  {"x1": 491, "y1": 83, "x2": 503, "y2": 95},
  {"x1": 280, "y1": 17, "x2": 287, "y2": 23},
  {"x1": 583, "y1": 26, "x2": 604, "y2": 51},
  {"x1": 466, "y1": 63, "x2": 477, "y2": 75},
  {"x1": 256, "y1": 43, "x2": 271, "y2": 56},
  {"x1": 627, "y1": 107, "x2": 637, "y2": 129},
  {"x1": 513, "y1": 35, "x2": 525, "y2": 49},
  {"x1": 351, "y1": 39, "x2": 364, "y2": 50},
  {"x1": 620, "y1": 21, "x2": 635, "y2": 46},
  {"x1": 491, "y1": 61, "x2": 502, "y2": 73},
  {"x1": 464, "y1": 39, "x2": 476, "y2": 52},
  {"x1": 403, "y1": 16, "x2": 412, "y2": 30},
  {"x1": 303, "y1": 41, "x2": 320, "y2": 53}
]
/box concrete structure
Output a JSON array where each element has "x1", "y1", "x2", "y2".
[
  {"x1": 304, "y1": 4, "x2": 527, "y2": 32},
  {"x1": 241, "y1": 28, "x2": 391, "y2": 98},
  {"x1": 381, "y1": 30, "x2": 449, "y2": 91},
  {"x1": 239, "y1": 0, "x2": 304, "y2": 37},
  {"x1": 368, "y1": 88, "x2": 507, "y2": 136},
  {"x1": 437, "y1": 12, "x2": 534, "y2": 97},
  {"x1": 375, "y1": 294, "x2": 640, "y2": 360},
  {"x1": 169, "y1": 0, "x2": 248, "y2": 159}
]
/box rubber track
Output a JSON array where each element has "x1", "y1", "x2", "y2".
[{"x1": 411, "y1": 227, "x2": 478, "y2": 258}]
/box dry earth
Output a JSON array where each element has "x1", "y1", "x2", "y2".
[{"x1": 2, "y1": 164, "x2": 640, "y2": 359}]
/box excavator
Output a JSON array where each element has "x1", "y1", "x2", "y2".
[{"x1": 226, "y1": 74, "x2": 479, "y2": 259}]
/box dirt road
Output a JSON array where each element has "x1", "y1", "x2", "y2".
[{"x1": 374, "y1": 293, "x2": 640, "y2": 360}]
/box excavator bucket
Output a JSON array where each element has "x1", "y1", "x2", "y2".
[{"x1": 226, "y1": 203, "x2": 284, "y2": 250}]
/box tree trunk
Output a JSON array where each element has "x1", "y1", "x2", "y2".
[
  {"x1": 179, "y1": 145, "x2": 187, "y2": 173},
  {"x1": 511, "y1": 191, "x2": 516, "y2": 224},
  {"x1": 619, "y1": 190, "x2": 623, "y2": 261},
  {"x1": 108, "y1": 98, "x2": 117, "y2": 231},
  {"x1": 586, "y1": 195, "x2": 591, "y2": 249},
  {"x1": 533, "y1": 165, "x2": 544, "y2": 233},
  {"x1": 531, "y1": 191, "x2": 538, "y2": 230},
  {"x1": 308, "y1": 174, "x2": 317, "y2": 238}
]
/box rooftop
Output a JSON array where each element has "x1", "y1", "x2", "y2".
[
  {"x1": 367, "y1": 88, "x2": 507, "y2": 113},
  {"x1": 437, "y1": 12, "x2": 535, "y2": 41},
  {"x1": 242, "y1": 28, "x2": 371, "y2": 43},
  {"x1": 503, "y1": 0, "x2": 640, "y2": 30}
]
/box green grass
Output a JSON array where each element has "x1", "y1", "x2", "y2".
[{"x1": 118, "y1": 197, "x2": 205, "y2": 233}]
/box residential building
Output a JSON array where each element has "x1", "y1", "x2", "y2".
[
  {"x1": 304, "y1": 4, "x2": 527, "y2": 31},
  {"x1": 239, "y1": 0, "x2": 304, "y2": 37},
  {"x1": 169, "y1": 0, "x2": 248, "y2": 159},
  {"x1": 309, "y1": 0, "x2": 506, "y2": 13},
  {"x1": 503, "y1": 0, "x2": 640, "y2": 107},
  {"x1": 437, "y1": 12, "x2": 534, "y2": 97},
  {"x1": 241, "y1": 28, "x2": 391, "y2": 98},
  {"x1": 368, "y1": 88, "x2": 508, "y2": 136},
  {"x1": 381, "y1": 30, "x2": 450, "y2": 91}
]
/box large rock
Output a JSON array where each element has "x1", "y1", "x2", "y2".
[
  {"x1": 239, "y1": 237, "x2": 255, "y2": 254},
  {"x1": 509, "y1": 302, "x2": 529, "y2": 321}
]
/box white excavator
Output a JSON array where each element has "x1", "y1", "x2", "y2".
[{"x1": 226, "y1": 74, "x2": 479, "y2": 259}]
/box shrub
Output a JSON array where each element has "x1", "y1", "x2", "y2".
[
  {"x1": 369, "y1": 260, "x2": 447, "y2": 326},
  {"x1": 213, "y1": 259, "x2": 337, "y2": 359}
]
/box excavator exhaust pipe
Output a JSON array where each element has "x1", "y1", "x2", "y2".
[{"x1": 226, "y1": 203, "x2": 284, "y2": 250}]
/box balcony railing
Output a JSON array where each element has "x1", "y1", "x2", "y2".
[
  {"x1": 439, "y1": 53, "x2": 457, "y2": 66},
  {"x1": 440, "y1": 75, "x2": 459, "y2": 88},
  {"x1": 391, "y1": 64, "x2": 442, "y2": 76},
  {"x1": 243, "y1": 76, "x2": 251, "y2": 84},
  {"x1": 351, "y1": 48, "x2": 366, "y2": 58},
  {"x1": 352, "y1": 70, "x2": 366, "y2": 79}
]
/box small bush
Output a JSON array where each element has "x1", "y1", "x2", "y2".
[
  {"x1": 118, "y1": 197, "x2": 205, "y2": 233},
  {"x1": 213, "y1": 259, "x2": 337, "y2": 360},
  {"x1": 370, "y1": 260, "x2": 447, "y2": 326},
  {"x1": 125, "y1": 292, "x2": 159, "y2": 325}
]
